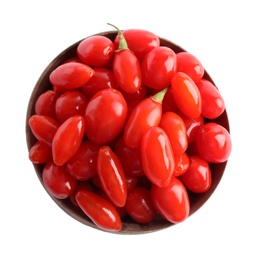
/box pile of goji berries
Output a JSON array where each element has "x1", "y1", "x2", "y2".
[{"x1": 28, "y1": 24, "x2": 232, "y2": 232}]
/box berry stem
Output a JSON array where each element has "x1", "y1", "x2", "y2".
[
  {"x1": 151, "y1": 87, "x2": 168, "y2": 104},
  {"x1": 107, "y1": 23, "x2": 129, "y2": 51}
]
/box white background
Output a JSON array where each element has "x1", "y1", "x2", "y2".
[{"x1": 1, "y1": 0, "x2": 259, "y2": 259}]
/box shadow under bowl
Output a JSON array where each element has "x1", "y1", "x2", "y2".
[{"x1": 26, "y1": 31, "x2": 230, "y2": 234}]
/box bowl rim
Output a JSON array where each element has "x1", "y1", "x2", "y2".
[{"x1": 25, "y1": 30, "x2": 230, "y2": 234}]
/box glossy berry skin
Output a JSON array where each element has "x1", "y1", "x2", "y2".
[
  {"x1": 66, "y1": 141, "x2": 101, "y2": 181},
  {"x1": 49, "y1": 62, "x2": 94, "y2": 90},
  {"x1": 69, "y1": 181, "x2": 94, "y2": 208},
  {"x1": 125, "y1": 187, "x2": 156, "y2": 224},
  {"x1": 114, "y1": 136, "x2": 143, "y2": 177},
  {"x1": 171, "y1": 72, "x2": 202, "y2": 118},
  {"x1": 124, "y1": 97, "x2": 162, "y2": 148},
  {"x1": 173, "y1": 152, "x2": 190, "y2": 177},
  {"x1": 151, "y1": 177, "x2": 190, "y2": 223},
  {"x1": 179, "y1": 111, "x2": 204, "y2": 144},
  {"x1": 76, "y1": 35, "x2": 115, "y2": 67},
  {"x1": 196, "y1": 79, "x2": 225, "y2": 119},
  {"x1": 42, "y1": 161, "x2": 77, "y2": 199},
  {"x1": 113, "y1": 49, "x2": 142, "y2": 93},
  {"x1": 97, "y1": 146, "x2": 127, "y2": 207},
  {"x1": 75, "y1": 190, "x2": 122, "y2": 232},
  {"x1": 125, "y1": 175, "x2": 138, "y2": 192},
  {"x1": 52, "y1": 115, "x2": 85, "y2": 166},
  {"x1": 84, "y1": 88, "x2": 128, "y2": 145},
  {"x1": 120, "y1": 84, "x2": 147, "y2": 103},
  {"x1": 81, "y1": 68, "x2": 119, "y2": 99},
  {"x1": 114, "y1": 29, "x2": 160, "y2": 62},
  {"x1": 176, "y1": 52, "x2": 204, "y2": 83},
  {"x1": 29, "y1": 141, "x2": 52, "y2": 164},
  {"x1": 28, "y1": 115, "x2": 60, "y2": 146},
  {"x1": 141, "y1": 126, "x2": 175, "y2": 187},
  {"x1": 180, "y1": 155, "x2": 212, "y2": 193},
  {"x1": 55, "y1": 90, "x2": 88, "y2": 123},
  {"x1": 195, "y1": 122, "x2": 232, "y2": 163},
  {"x1": 35, "y1": 90, "x2": 59, "y2": 118},
  {"x1": 159, "y1": 111, "x2": 188, "y2": 155},
  {"x1": 141, "y1": 46, "x2": 177, "y2": 90},
  {"x1": 27, "y1": 27, "x2": 233, "y2": 232}
]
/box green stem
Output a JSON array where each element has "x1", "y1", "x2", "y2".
[
  {"x1": 151, "y1": 87, "x2": 168, "y2": 103},
  {"x1": 107, "y1": 23, "x2": 129, "y2": 51}
]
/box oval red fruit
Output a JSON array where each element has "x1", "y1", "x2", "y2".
[
  {"x1": 66, "y1": 141, "x2": 101, "y2": 180},
  {"x1": 171, "y1": 72, "x2": 202, "y2": 118},
  {"x1": 77, "y1": 35, "x2": 115, "y2": 67},
  {"x1": 29, "y1": 141, "x2": 52, "y2": 164},
  {"x1": 195, "y1": 122, "x2": 232, "y2": 163},
  {"x1": 55, "y1": 90, "x2": 88, "y2": 123},
  {"x1": 52, "y1": 115, "x2": 85, "y2": 166},
  {"x1": 43, "y1": 161, "x2": 77, "y2": 199},
  {"x1": 196, "y1": 79, "x2": 225, "y2": 119},
  {"x1": 125, "y1": 187, "x2": 156, "y2": 224},
  {"x1": 159, "y1": 111, "x2": 188, "y2": 155},
  {"x1": 81, "y1": 68, "x2": 119, "y2": 98},
  {"x1": 35, "y1": 90, "x2": 59, "y2": 118},
  {"x1": 176, "y1": 52, "x2": 204, "y2": 83},
  {"x1": 141, "y1": 46, "x2": 177, "y2": 90},
  {"x1": 113, "y1": 49, "x2": 142, "y2": 93},
  {"x1": 28, "y1": 115, "x2": 60, "y2": 146},
  {"x1": 114, "y1": 29, "x2": 160, "y2": 62},
  {"x1": 84, "y1": 88, "x2": 128, "y2": 145},
  {"x1": 180, "y1": 155, "x2": 212, "y2": 193},
  {"x1": 124, "y1": 97, "x2": 162, "y2": 148},
  {"x1": 151, "y1": 177, "x2": 190, "y2": 223},
  {"x1": 97, "y1": 146, "x2": 127, "y2": 207},
  {"x1": 49, "y1": 62, "x2": 94, "y2": 90},
  {"x1": 76, "y1": 190, "x2": 122, "y2": 231},
  {"x1": 141, "y1": 126, "x2": 174, "y2": 187}
]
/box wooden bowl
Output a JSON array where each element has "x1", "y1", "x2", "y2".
[{"x1": 25, "y1": 31, "x2": 230, "y2": 234}]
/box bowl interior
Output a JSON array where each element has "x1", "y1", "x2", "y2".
[{"x1": 26, "y1": 31, "x2": 230, "y2": 234}]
